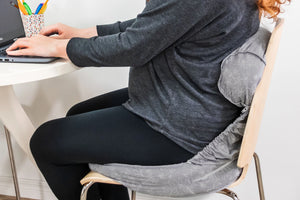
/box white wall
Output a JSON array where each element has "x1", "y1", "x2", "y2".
[{"x1": 0, "y1": 0, "x2": 299, "y2": 199}]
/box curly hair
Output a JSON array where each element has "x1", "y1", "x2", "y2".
[{"x1": 257, "y1": 0, "x2": 291, "y2": 19}]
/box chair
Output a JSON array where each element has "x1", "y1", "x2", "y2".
[{"x1": 80, "y1": 18, "x2": 284, "y2": 200}]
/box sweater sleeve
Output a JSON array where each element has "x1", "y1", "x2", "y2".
[
  {"x1": 96, "y1": 19, "x2": 136, "y2": 36},
  {"x1": 66, "y1": 0, "x2": 218, "y2": 67}
]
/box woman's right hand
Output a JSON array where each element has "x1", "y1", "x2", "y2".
[{"x1": 39, "y1": 23, "x2": 98, "y2": 39}]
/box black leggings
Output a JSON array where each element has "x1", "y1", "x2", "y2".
[{"x1": 30, "y1": 88, "x2": 194, "y2": 200}]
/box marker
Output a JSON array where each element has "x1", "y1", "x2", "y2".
[
  {"x1": 40, "y1": 4, "x2": 47, "y2": 14},
  {"x1": 38, "y1": 0, "x2": 49, "y2": 14},
  {"x1": 34, "y1": 3, "x2": 44, "y2": 15},
  {"x1": 23, "y1": 2, "x2": 32, "y2": 15},
  {"x1": 16, "y1": 0, "x2": 28, "y2": 15}
]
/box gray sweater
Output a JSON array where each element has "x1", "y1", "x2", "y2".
[{"x1": 66, "y1": 0, "x2": 259, "y2": 154}]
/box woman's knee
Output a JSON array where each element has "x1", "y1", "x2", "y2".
[
  {"x1": 65, "y1": 101, "x2": 88, "y2": 117},
  {"x1": 30, "y1": 119, "x2": 67, "y2": 162},
  {"x1": 66, "y1": 88, "x2": 129, "y2": 117},
  {"x1": 65, "y1": 104, "x2": 78, "y2": 117}
]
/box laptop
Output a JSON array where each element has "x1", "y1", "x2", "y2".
[{"x1": 0, "y1": 0, "x2": 57, "y2": 63}]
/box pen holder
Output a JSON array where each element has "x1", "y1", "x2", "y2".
[{"x1": 21, "y1": 14, "x2": 45, "y2": 37}]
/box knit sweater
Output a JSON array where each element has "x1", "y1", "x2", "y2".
[{"x1": 66, "y1": 0, "x2": 260, "y2": 154}]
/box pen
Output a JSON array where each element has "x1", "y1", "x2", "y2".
[
  {"x1": 16, "y1": 0, "x2": 28, "y2": 15},
  {"x1": 38, "y1": 0, "x2": 49, "y2": 14},
  {"x1": 34, "y1": 3, "x2": 44, "y2": 15},
  {"x1": 23, "y1": 2, "x2": 32, "y2": 15}
]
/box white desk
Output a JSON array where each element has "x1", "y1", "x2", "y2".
[
  {"x1": 0, "y1": 59, "x2": 78, "y2": 199},
  {"x1": 0, "y1": 59, "x2": 78, "y2": 160}
]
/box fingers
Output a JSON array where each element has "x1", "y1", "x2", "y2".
[
  {"x1": 6, "y1": 37, "x2": 38, "y2": 56},
  {"x1": 49, "y1": 34, "x2": 63, "y2": 39},
  {"x1": 40, "y1": 23, "x2": 61, "y2": 36},
  {"x1": 6, "y1": 35, "x2": 58, "y2": 58},
  {"x1": 6, "y1": 38, "x2": 30, "y2": 51},
  {"x1": 6, "y1": 48, "x2": 34, "y2": 56}
]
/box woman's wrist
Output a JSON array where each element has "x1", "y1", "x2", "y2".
[
  {"x1": 54, "y1": 27, "x2": 97, "y2": 60},
  {"x1": 55, "y1": 39, "x2": 70, "y2": 60},
  {"x1": 79, "y1": 27, "x2": 98, "y2": 38}
]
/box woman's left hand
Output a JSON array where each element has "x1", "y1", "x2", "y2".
[{"x1": 6, "y1": 35, "x2": 70, "y2": 60}]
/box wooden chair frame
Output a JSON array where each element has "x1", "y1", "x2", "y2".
[{"x1": 80, "y1": 19, "x2": 284, "y2": 200}]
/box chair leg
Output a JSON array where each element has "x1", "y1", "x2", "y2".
[
  {"x1": 218, "y1": 188, "x2": 239, "y2": 200},
  {"x1": 131, "y1": 190, "x2": 136, "y2": 200},
  {"x1": 253, "y1": 153, "x2": 265, "y2": 200},
  {"x1": 4, "y1": 126, "x2": 21, "y2": 200},
  {"x1": 80, "y1": 181, "x2": 95, "y2": 200}
]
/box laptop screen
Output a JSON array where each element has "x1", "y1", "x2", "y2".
[{"x1": 0, "y1": 0, "x2": 25, "y2": 47}]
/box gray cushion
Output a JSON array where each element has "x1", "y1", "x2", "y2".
[
  {"x1": 89, "y1": 27, "x2": 271, "y2": 197},
  {"x1": 218, "y1": 27, "x2": 271, "y2": 107}
]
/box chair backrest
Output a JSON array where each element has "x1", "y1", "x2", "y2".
[{"x1": 237, "y1": 18, "x2": 284, "y2": 169}]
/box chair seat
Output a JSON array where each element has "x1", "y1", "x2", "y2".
[
  {"x1": 81, "y1": 167, "x2": 247, "y2": 188},
  {"x1": 80, "y1": 171, "x2": 240, "y2": 200},
  {"x1": 80, "y1": 171, "x2": 121, "y2": 185}
]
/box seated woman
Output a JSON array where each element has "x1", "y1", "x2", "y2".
[{"x1": 6, "y1": 0, "x2": 290, "y2": 199}]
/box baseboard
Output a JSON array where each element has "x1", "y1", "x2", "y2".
[{"x1": 0, "y1": 176, "x2": 56, "y2": 200}]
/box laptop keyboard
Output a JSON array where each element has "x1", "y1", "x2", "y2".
[{"x1": 0, "y1": 48, "x2": 7, "y2": 56}]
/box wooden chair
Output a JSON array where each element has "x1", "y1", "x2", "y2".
[{"x1": 80, "y1": 19, "x2": 284, "y2": 200}]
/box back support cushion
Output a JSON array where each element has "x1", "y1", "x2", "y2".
[{"x1": 218, "y1": 27, "x2": 271, "y2": 107}]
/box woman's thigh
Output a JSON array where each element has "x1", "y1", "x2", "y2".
[
  {"x1": 30, "y1": 106, "x2": 194, "y2": 166},
  {"x1": 66, "y1": 88, "x2": 129, "y2": 116}
]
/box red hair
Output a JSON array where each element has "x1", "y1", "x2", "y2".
[{"x1": 256, "y1": 0, "x2": 291, "y2": 19}]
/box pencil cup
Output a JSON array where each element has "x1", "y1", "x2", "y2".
[{"x1": 22, "y1": 14, "x2": 45, "y2": 37}]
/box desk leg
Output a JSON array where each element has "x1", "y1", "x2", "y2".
[
  {"x1": 0, "y1": 85, "x2": 35, "y2": 161},
  {"x1": 0, "y1": 85, "x2": 37, "y2": 198},
  {"x1": 4, "y1": 126, "x2": 21, "y2": 200}
]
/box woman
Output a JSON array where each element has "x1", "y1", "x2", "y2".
[{"x1": 6, "y1": 0, "x2": 290, "y2": 199}]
